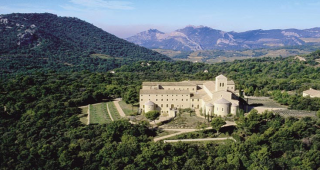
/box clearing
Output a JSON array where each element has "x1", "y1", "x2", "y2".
[
  {"x1": 118, "y1": 100, "x2": 139, "y2": 116},
  {"x1": 89, "y1": 103, "x2": 112, "y2": 124}
]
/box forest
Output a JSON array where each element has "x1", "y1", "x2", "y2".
[
  {"x1": 1, "y1": 49, "x2": 320, "y2": 169},
  {"x1": 0, "y1": 13, "x2": 171, "y2": 77}
]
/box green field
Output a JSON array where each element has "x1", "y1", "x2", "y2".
[
  {"x1": 107, "y1": 102, "x2": 122, "y2": 121},
  {"x1": 118, "y1": 100, "x2": 139, "y2": 116},
  {"x1": 89, "y1": 103, "x2": 112, "y2": 124}
]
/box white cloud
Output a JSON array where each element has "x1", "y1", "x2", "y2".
[{"x1": 69, "y1": 0, "x2": 134, "y2": 10}]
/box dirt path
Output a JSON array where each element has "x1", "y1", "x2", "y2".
[
  {"x1": 113, "y1": 98, "x2": 126, "y2": 117},
  {"x1": 106, "y1": 103, "x2": 114, "y2": 121},
  {"x1": 163, "y1": 137, "x2": 236, "y2": 143}
]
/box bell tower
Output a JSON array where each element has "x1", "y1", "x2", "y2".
[{"x1": 215, "y1": 74, "x2": 227, "y2": 91}]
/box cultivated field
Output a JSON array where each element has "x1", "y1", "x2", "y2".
[
  {"x1": 89, "y1": 103, "x2": 112, "y2": 124},
  {"x1": 107, "y1": 102, "x2": 122, "y2": 120},
  {"x1": 118, "y1": 100, "x2": 139, "y2": 116}
]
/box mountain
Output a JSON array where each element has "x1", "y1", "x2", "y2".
[
  {"x1": 0, "y1": 13, "x2": 171, "y2": 74},
  {"x1": 127, "y1": 25, "x2": 320, "y2": 51}
]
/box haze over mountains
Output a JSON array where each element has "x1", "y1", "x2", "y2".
[{"x1": 127, "y1": 25, "x2": 320, "y2": 51}]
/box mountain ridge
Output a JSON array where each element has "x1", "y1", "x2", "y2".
[
  {"x1": 0, "y1": 13, "x2": 171, "y2": 74},
  {"x1": 126, "y1": 25, "x2": 320, "y2": 51}
]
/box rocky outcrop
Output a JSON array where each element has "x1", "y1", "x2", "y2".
[{"x1": 127, "y1": 26, "x2": 320, "y2": 51}]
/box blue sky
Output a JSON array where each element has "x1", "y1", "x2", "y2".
[{"x1": 1, "y1": 0, "x2": 320, "y2": 38}]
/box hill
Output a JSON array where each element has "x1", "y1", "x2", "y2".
[
  {"x1": 0, "y1": 13, "x2": 171, "y2": 75},
  {"x1": 127, "y1": 25, "x2": 320, "y2": 51}
]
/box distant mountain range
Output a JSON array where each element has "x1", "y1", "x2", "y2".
[
  {"x1": 126, "y1": 25, "x2": 320, "y2": 51},
  {"x1": 0, "y1": 13, "x2": 171, "y2": 73}
]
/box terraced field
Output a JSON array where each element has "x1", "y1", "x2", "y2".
[
  {"x1": 107, "y1": 102, "x2": 122, "y2": 121},
  {"x1": 89, "y1": 103, "x2": 112, "y2": 124}
]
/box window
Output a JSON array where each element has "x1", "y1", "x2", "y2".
[
  {"x1": 192, "y1": 99, "x2": 194, "y2": 101},
  {"x1": 222, "y1": 108, "x2": 224, "y2": 111},
  {"x1": 161, "y1": 104, "x2": 163, "y2": 107},
  {"x1": 182, "y1": 99, "x2": 183, "y2": 101},
  {"x1": 186, "y1": 99, "x2": 188, "y2": 101},
  {"x1": 141, "y1": 99, "x2": 143, "y2": 101},
  {"x1": 141, "y1": 95, "x2": 143, "y2": 96},
  {"x1": 166, "y1": 104, "x2": 168, "y2": 107},
  {"x1": 167, "y1": 99, "x2": 168, "y2": 101},
  {"x1": 143, "y1": 105, "x2": 145, "y2": 108},
  {"x1": 161, "y1": 99, "x2": 163, "y2": 101}
]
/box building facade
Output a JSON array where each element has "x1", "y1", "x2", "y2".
[{"x1": 139, "y1": 75, "x2": 240, "y2": 117}]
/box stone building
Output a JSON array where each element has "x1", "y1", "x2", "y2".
[
  {"x1": 139, "y1": 75, "x2": 240, "y2": 117},
  {"x1": 303, "y1": 88, "x2": 320, "y2": 98}
]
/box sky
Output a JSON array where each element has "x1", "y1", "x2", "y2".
[{"x1": 1, "y1": 0, "x2": 320, "y2": 38}]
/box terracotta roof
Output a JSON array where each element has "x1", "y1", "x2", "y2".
[
  {"x1": 140, "y1": 89, "x2": 190, "y2": 94},
  {"x1": 203, "y1": 81, "x2": 216, "y2": 92},
  {"x1": 182, "y1": 80, "x2": 210, "y2": 85},
  {"x1": 303, "y1": 88, "x2": 320, "y2": 97},
  {"x1": 214, "y1": 98, "x2": 231, "y2": 104},
  {"x1": 216, "y1": 74, "x2": 227, "y2": 79}
]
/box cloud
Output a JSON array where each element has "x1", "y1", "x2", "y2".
[{"x1": 69, "y1": 0, "x2": 134, "y2": 10}]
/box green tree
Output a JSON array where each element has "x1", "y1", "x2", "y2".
[
  {"x1": 211, "y1": 117, "x2": 226, "y2": 135},
  {"x1": 317, "y1": 110, "x2": 320, "y2": 118},
  {"x1": 145, "y1": 110, "x2": 160, "y2": 123}
]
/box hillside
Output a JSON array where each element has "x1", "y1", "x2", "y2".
[
  {"x1": 127, "y1": 25, "x2": 320, "y2": 51},
  {"x1": 0, "y1": 13, "x2": 171, "y2": 75},
  {"x1": 1, "y1": 50, "x2": 320, "y2": 169}
]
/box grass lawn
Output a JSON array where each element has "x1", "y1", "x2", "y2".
[
  {"x1": 107, "y1": 102, "x2": 122, "y2": 121},
  {"x1": 118, "y1": 100, "x2": 139, "y2": 116},
  {"x1": 89, "y1": 103, "x2": 112, "y2": 124}
]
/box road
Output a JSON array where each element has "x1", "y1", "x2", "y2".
[{"x1": 113, "y1": 98, "x2": 126, "y2": 117}]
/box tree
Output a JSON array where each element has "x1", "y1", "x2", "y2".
[
  {"x1": 145, "y1": 110, "x2": 160, "y2": 123},
  {"x1": 317, "y1": 110, "x2": 320, "y2": 119},
  {"x1": 211, "y1": 117, "x2": 226, "y2": 135}
]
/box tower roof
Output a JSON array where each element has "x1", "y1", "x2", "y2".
[
  {"x1": 216, "y1": 74, "x2": 227, "y2": 79},
  {"x1": 206, "y1": 103, "x2": 214, "y2": 107},
  {"x1": 214, "y1": 98, "x2": 231, "y2": 104},
  {"x1": 145, "y1": 101, "x2": 155, "y2": 106}
]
